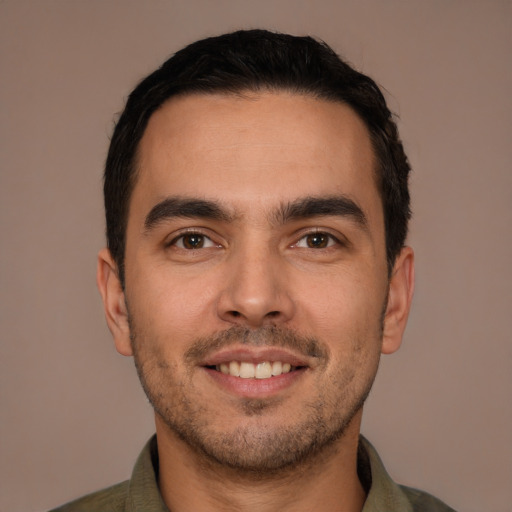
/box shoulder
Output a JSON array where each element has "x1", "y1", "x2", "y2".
[
  {"x1": 359, "y1": 436, "x2": 457, "y2": 512},
  {"x1": 48, "y1": 480, "x2": 129, "y2": 512},
  {"x1": 400, "y1": 485, "x2": 457, "y2": 512}
]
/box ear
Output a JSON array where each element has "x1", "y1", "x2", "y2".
[
  {"x1": 96, "y1": 248, "x2": 133, "y2": 356},
  {"x1": 381, "y1": 246, "x2": 415, "y2": 355}
]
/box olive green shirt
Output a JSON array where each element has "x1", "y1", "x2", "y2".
[{"x1": 50, "y1": 436, "x2": 456, "y2": 511}]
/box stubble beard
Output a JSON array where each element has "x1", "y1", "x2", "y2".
[{"x1": 130, "y1": 323, "x2": 381, "y2": 476}]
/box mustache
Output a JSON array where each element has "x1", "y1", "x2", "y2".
[{"x1": 184, "y1": 325, "x2": 330, "y2": 364}]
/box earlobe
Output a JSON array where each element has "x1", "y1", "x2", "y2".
[
  {"x1": 381, "y1": 246, "x2": 415, "y2": 355},
  {"x1": 96, "y1": 248, "x2": 133, "y2": 356}
]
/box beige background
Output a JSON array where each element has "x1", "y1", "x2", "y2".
[{"x1": 1, "y1": 1, "x2": 511, "y2": 511}]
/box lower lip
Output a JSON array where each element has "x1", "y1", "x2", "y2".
[{"x1": 203, "y1": 367, "x2": 307, "y2": 398}]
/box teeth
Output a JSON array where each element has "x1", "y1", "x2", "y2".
[
  {"x1": 215, "y1": 361, "x2": 295, "y2": 379},
  {"x1": 229, "y1": 361, "x2": 240, "y2": 377},
  {"x1": 255, "y1": 362, "x2": 272, "y2": 379},
  {"x1": 271, "y1": 361, "x2": 282, "y2": 376},
  {"x1": 239, "y1": 362, "x2": 255, "y2": 378}
]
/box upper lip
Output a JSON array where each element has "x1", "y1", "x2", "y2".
[{"x1": 200, "y1": 347, "x2": 311, "y2": 367}]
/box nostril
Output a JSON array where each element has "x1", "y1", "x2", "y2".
[{"x1": 226, "y1": 310, "x2": 280, "y2": 320}]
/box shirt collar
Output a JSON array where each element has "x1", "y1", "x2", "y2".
[
  {"x1": 359, "y1": 436, "x2": 413, "y2": 512},
  {"x1": 126, "y1": 436, "x2": 169, "y2": 512}
]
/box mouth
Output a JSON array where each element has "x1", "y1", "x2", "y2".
[
  {"x1": 207, "y1": 360, "x2": 304, "y2": 379},
  {"x1": 200, "y1": 348, "x2": 310, "y2": 396}
]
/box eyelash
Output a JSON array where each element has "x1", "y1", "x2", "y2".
[
  {"x1": 294, "y1": 231, "x2": 342, "y2": 250},
  {"x1": 167, "y1": 229, "x2": 343, "y2": 251},
  {"x1": 168, "y1": 230, "x2": 218, "y2": 250}
]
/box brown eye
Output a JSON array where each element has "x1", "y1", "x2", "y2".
[
  {"x1": 306, "y1": 233, "x2": 331, "y2": 248},
  {"x1": 182, "y1": 234, "x2": 204, "y2": 249},
  {"x1": 172, "y1": 233, "x2": 216, "y2": 249},
  {"x1": 294, "y1": 232, "x2": 339, "y2": 249}
]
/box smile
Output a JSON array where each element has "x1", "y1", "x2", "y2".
[
  {"x1": 203, "y1": 350, "x2": 309, "y2": 397},
  {"x1": 214, "y1": 361, "x2": 297, "y2": 379}
]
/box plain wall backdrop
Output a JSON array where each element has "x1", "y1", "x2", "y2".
[{"x1": 1, "y1": 1, "x2": 511, "y2": 511}]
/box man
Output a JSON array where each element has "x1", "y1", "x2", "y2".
[{"x1": 53, "y1": 30, "x2": 455, "y2": 511}]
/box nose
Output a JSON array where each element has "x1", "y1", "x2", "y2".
[{"x1": 217, "y1": 245, "x2": 295, "y2": 328}]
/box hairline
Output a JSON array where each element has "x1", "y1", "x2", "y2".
[{"x1": 124, "y1": 86, "x2": 386, "y2": 253}]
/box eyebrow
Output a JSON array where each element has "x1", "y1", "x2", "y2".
[
  {"x1": 274, "y1": 195, "x2": 368, "y2": 229},
  {"x1": 144, "y1": 194, "x2": 368, "y2": 232},
  {"x1": 144, "y1": 197, "x2": 236, "y2": 231}
]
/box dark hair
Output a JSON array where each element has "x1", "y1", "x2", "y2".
[{"x1": 105, "y1": 29, "x2": 411, "y2": 285}]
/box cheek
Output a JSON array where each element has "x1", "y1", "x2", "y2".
[
  {"x1": 293, "y1": 266, "x2": 386, "y2": 336},
  {"x1": 127, "y1": 264, "x2": 221, "y2": 342},
  {"x1": 293, "y1": 271, "x2": 386, "y2": 384}
]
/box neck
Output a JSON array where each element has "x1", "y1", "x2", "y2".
[{"x1": 155, "y1": 411, "x2": 366, "y2": 512}]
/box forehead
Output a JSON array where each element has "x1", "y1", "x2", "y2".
[{"x1": 132, "y1": 92, "x2": 381, "y2": 226}]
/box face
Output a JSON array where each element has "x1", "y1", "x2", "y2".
[{"x1": 98, "y1": 92, "x2": 414, "y2": 473}]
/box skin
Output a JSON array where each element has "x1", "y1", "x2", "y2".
[{"x1": 97, "y1": 92, "x2": 414, "y2": 512}]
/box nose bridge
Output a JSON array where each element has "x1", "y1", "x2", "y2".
[{"x1": 218, "y1": 235, "x2": 294, "y2": 326}]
